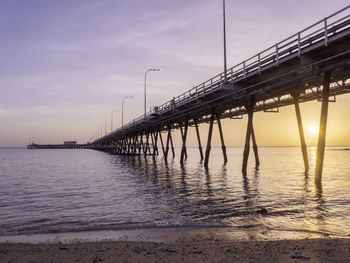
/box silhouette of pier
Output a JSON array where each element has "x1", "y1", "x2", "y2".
[
  {"x1": 27, "y1": 143, "x2": 87, "y2": 149},
  {"x1": 89, "y1": 6, "x2": 350, "y2": 185}
]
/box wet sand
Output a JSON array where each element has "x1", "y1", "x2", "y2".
[{"x1": 1, "y1": 237, "x2": 349, "y2": 262}]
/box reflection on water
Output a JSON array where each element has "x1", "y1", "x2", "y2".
[{"x1": 0, "y1": 147, "x2": 349, "y2": 238}]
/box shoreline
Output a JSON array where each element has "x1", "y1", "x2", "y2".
[
  {"x1": 0, "y1": 226, "x2": 344, "y2": 245},
  {"x1": 0, "y1": 229, "x2": 349, "y2": 262}
]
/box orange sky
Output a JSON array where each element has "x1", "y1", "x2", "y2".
[{"x1": 175, "y1": 93, "x2": 350, "y2": 147}]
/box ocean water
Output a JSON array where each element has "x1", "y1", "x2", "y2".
[{"x1": 0, "y1": 147, "x2": 349, "y2": 239}]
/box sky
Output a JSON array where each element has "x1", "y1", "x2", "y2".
[{"x1": 0, "y1": 0, "x2": 349, "y2": 147}]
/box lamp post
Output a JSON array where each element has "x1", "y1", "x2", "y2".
[
  {"x1": 95, "y1": 127, "x2": 100, "y2": 140},
  {"x1": 144, "y1": 68, "x2": 161, "y2": 116},
  {"x1": 122, "y1": 96, "x2": 133, "y2": 128},
  {"x1": 223, "y1": 0, "x2": 227, "y2": 80},
  {"x1": 111, "y1": 110, "x2": 119, "y2": 133},
  {"x1": 105, "y1": 117, "x2": 111, "y2": 135}
]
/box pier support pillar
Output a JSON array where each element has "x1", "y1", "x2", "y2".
[
  {"x1": 122, "y1": 138, "x2": 126, "y2": 154},
  {"x1": 251, "y1": 126, "x2": 260, "y2": 168},
  {"x1": 180, "y1": 123, "x2": 188, "y2": 159},
  {"x1": 165, "y1": 123, "x2": 172, "y2": 161},
  {"x1": 216, "y1": 114, "x2": 228, "y2": 163},
  {"x1": 137, "y1": 134, "x2": 141, "y2": 154},
  {"x1": 194, "y1": 118, "x2": 204, "y2": 160},
  {"x1": 152, "y1": 131, "x2": 158, "y2": 158},
  {"x1": 169, "y1": 130, "x2": 175, "y2": 158},
  {"x1": 149, "y1": 132, "x2": 152, "y2": 155},
  {"x1": 158, "y1": 129, "x2": 166, "y2": 158},
  {"x1": 140, "y1": 132, "x2": 145, "y2": 155},
  {"x1": 315, "y1": 71, "x2": 331, "y2": 185},
  {"x1": 129, "y1": 137, "x2": 132, "y2": 154},
  {"x1": 134, "y1": 134, "x2": 138, "y2": 154},
  {"x1": 144, "y1": 132, "x2": 151, "y2": 156},
  {"x1": 204, "y1": 109, "x2": 215, "y2": 168},
  {"x1": 117, "y1": 139, "x2": 120, "y2": 154},
  {"x1": 144, "y1": 133, "x2": 149, "y2": 156},
  {"x1": 126, "y1": 137, "x2": 132, "y2": 154},
  {"x1": 131, "y1": 135, "x2": 135, "y2": 154},
  {"x1": 293, "y1": 94, "x2": 309, "y2": 172},
  {"x1": 126, "y1": 137, "x2": 129, "y2": 154},
  {"x1": 242, "y1": 96, "x2": 255, "y2": 175},
  {"x1": 118, "y1": 140, "x2": 122, "y2": 154},
  {"x1": 180, "y1": 117, "x2": 189, "y2": 165},
  {"x1": 125, "y1": 137, "x2": 128, "y2": 154},
  {"x1": 128, "y1": 136, "x2": 132, "y2": 154},
  {"x1": 130, "y1": 136, "x2": 133, "y2": 154},
  {"x1": 149, "y1": 131, "x2": 154, "y2": 156},
  {"x1": 115, "y1": 141, "x2": 119, "y2": 154},
  {"x1": 155, "y1": 132, "x2": 159, "y2": 155}
]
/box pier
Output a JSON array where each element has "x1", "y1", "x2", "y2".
[
  {"x1": 27, "y1": 143, "x2": 87, "y2": 149},
  {"x1": 89, "y1": 7, "x2": 350, "y2": 185}
]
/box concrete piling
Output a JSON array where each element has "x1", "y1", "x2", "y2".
[{"x1": 315, "y1": 71, "x2": 331, "y2": 185}]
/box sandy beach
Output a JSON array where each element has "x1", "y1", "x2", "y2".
[{"x1": 1, "y1": 236, "x2": 349, "y2": 263}]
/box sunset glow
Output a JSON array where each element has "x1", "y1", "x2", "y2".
[{"x1": 308, "y1": 125, "x2": 319, "y2": 135}]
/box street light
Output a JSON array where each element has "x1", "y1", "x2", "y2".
[
  {"x1": 122, "y1": 96, "x2": 133, "y2": 128},
  {"x1": 105, "y1": 117, "x2": 111, "y2": 135},
  {"x1": 223, "y1": 0, "x2": 227, "y2": 80},
  {"x1": 144, "y1": 68, "x2": 161, "y2": 116},
  {"x1": 95, "y1": 126, "x2": 100, "y2": 140},
  {"x1": 100, "y1": 122, "x2": 104, "y2": 138},
  {"x1": 111, "y1": 109, "x2": 119, "y2": 133}
]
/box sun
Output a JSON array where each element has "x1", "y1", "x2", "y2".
[{"x1": 308, "y1": 125, "x2": 319, "y2": 135}]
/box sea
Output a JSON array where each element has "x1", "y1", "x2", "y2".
[{"x1": 0, "y1": 147, "x2": 349, "y2": 242}]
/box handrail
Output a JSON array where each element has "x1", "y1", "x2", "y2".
[{"x1": 94, "y1": 5, "x2": 350, "y2": 143}]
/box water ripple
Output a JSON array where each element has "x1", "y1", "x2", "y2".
[{"x1": 0, "y1": 147, "x2": 349, "y2": 237}]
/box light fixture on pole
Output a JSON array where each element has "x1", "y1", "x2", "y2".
[
  {"x1": 122, "y1": 96, "x2": 133, "y2": 128},
  {"x1": 96, "y1": 127, "x2": 100, "y2": 140},
  {"x1": 105, "y1": 117, "x2": 111, "y2": 135},
  {"x1": 111, "y1": 109, "x2": 119, "y2": 133},
  {"x1": 223, "y1": 0, "x2": 227, "y2": 81},
  {"x1": 105, "y1": 120, "x2": 107, "y2": 135},
  {"x1": 100, "y1": 123, "x2": 104, "y2": 138},
  {"x1": 144, "y1": 68, "x2": 161, "y2": 116}
]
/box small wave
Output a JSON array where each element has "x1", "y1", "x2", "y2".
[
  {"x1": 237, "y1": 224, "x2": 262, "y2": 229},
  {"x1": 330, "y1": 148, "x2": 350, "y2": 151},
  {"x1": 269, "y1": 227, "x2": 348, "y2": 238},
  {"x1": 0, "y1": 221, "x2": 228, "y2": 237}
]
